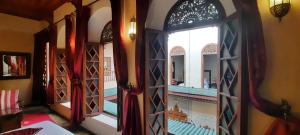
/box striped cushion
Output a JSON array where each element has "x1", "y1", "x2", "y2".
[{"x1": 0, "y1": 89, "x2": 19, "y2": 111}]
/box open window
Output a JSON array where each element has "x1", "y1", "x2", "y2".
[{"x1": 145, "y1": 0, "x2": 246, "y2": 134}]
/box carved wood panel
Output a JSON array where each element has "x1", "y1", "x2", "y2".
[
  {"x1": 218, "y1": 14, "x2": 246, "y2": 135},
  {"x1": 145, "y1": 29, "x2": 168, "y2": 135},
  {"x1": 55, "y1": 50, "x2": 69, "y2": 103},
  {"x1": 84, "y1": 43, "x2": 103, "y2": 116}
]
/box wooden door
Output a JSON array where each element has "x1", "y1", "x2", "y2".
[
  {"x1": 144, "y1": 29, "x2": 168, "y2": 135},
  {"x1": 218, "y1": 14, "x2": 247, "y2": 135}
]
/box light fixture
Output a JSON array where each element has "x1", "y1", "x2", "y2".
[
  {"x1": 129, "y1": 17, "x2": 136, "y2": 41},
  {"x1": 269, "y1": 0, "x2": 291, "y2": 21}
]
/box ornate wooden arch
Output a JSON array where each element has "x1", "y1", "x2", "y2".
[
  {"x1": 164, "y1": 0, "x2": 226, "y2": 32},
  {"x1": 202, "y1": 43, "x2": 217, "y2": 55},
  {"x1": 100, "y1": 21, "x2": 113, "y2": 44},
  {"x1": 170, "y1": 46, "x2": 185, "y2": 56}
]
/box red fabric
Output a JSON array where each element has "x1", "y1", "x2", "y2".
[
  {"x1": 2, "y1": 128, "x2": 42, "y2": 135},
  {"x1": 47, "y1": 24, "x2": 57, "y2": 104},
  {"x1": 65, "y1": 6, "x2": 91, "y2": 126},
  {"x1": 121, "y1": 0, "x2": 150, "y2": 135},
  {"x1": 265, "y1": 118, "x2": 300, "y2": 135},
  {"x1": 231, "y1": 0, "x2": 300, "y2": 133},
  {"x1": 110, "y1": 0, "x2": 129, "y2": 131},
  {"x1": 232, "y1": 0, "x2": 284, "y2": 118},
  {"x1": 0, "y1": 90, "x2": 19, "y2": 110},
  {"x1": 21, "y1": 113, "x2": 54, "y2": 127}
]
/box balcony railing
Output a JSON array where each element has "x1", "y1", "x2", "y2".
[{"x1": 104, "y1": 70, "x2": 116, "y2": 82}]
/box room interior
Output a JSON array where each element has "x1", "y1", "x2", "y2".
[{"x1": 0, "y1": 0, "x2": 300, "y2": 135}]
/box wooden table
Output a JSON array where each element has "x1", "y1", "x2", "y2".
[{"x1": 0, "y1": 109, "x2": 23, "y2": 133}]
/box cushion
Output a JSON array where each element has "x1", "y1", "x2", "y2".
[{"x1": 0, "y1": 90, "x2": 19, "y2": 111}]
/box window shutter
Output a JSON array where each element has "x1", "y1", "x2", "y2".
[
  {"x1": 218, "y1": 13, "x2": 247, "y2": 135},
  {"x1": 144, "y1": 29, "x2": 168, "y2": 135}
]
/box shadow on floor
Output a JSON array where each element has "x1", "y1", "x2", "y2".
[{"x1": 23, "y1": 106, "x2": 95, "y2": 135}]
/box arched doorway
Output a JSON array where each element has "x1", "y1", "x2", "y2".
[
  {"x1": 169, "y1": 46, "x2": 186, "y2": 85},
  {"x1": 201, "y1": 43, "x2": 218, "y2": 88}
]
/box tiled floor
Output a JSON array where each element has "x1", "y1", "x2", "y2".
[{"x1": 23, "y1": 106, "x2": 94, "y2": 135}]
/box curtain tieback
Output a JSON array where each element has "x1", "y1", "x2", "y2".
[
  {"x1": 71, "y1": 78, "x2": 82, "y2": 85},
  {"x1": 127, "y1": 87, "x2": 142, "y2": 96}
]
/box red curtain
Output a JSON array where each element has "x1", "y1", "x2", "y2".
[
  {"x1": 47, "y1": 24, "x2": 57, "y2": 104},
  {"x1": 121, "y1": 0, "x2": 150, "y2": 135},
  {"x1": 110, "y1": 0, "x2": 129, "y2": 132},
  {"x1": 32, "y1": 29, "x2": 49, "y2": 105},
  {"x1": 65, "y1": 6, "x2": 91, "y2": 126},
  {"x1": 232, "y1": 0, "x2": 300, "y2": 132},
  {"x1": 232, "y1": 0, "x2": 285, "y2": 118}
]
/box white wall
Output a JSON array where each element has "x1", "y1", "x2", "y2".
[
  {"x1": 53, "y1": 1, "x2": 119, "y2": 134},
  {"x1": 0, "y1": 13, "x2": 47, "y2": 105},
  {"x1": 168, "y1": 27, "x2": 218, "y2": 88},
  {"x1": 55, "y1": 0, "x2": 111, "y2": 46}
]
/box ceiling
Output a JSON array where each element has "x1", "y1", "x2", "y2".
[{"x1": 0, "y1": 0, "x2": 67, "y2": 21}]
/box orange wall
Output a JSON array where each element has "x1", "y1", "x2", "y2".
[
  {"x1": 248, "y1": 1, "x2": 300, "y2": 134},
  {"x1": 0, "y1": 13, "x2": 46, "y2": 105}
]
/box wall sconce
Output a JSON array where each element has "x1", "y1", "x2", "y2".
[
  {"x1": 129, "y1": 17, "x2": 136, "y2": 41},
  {"x1": 269, "y1": 0, "x2": 291, "y2": 21}
]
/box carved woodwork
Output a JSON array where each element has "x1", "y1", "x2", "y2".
[
  {"x1": 170, "y1": 46, "x2": 185, "y2": 56},
  {"x1": 168, "y1": 104, "x2": 188, "y2": 122},
  {"x1": 164, "y1": 0, "x2": 226, "y2": 31},
  {"x1": 100, "y1": 21, "x2": 113, "y2": 44},
  {"x1": 202, "y1": 43, "x2": 218, "y2": 55}
]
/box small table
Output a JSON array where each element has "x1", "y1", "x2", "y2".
[{"x1": 0, "y1": 109, "x2": 23, "y2": 133}]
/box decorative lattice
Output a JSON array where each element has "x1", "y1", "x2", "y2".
[
  {"x1": 145, "y1": 30, "x2": 167, "y2": 135},
  {"x1": 164, "y1": 0, "x2": 225, "y2": 31},
  {"x1": 218, "y1": 16, "x2": 241, "y2": 135},
  {"x1": 55, "y1": 51, "x2": 68, "y2": 103},
  {"x1": 85, "y1": 44, "x2": 101, "y2": 116},
  {"x1": 101, "y1": 21, "x2": 113, "y2": 43}
]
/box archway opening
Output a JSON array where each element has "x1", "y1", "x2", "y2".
[{"x1": 165, "y1": 0, "x2": 225, "y2": 134}]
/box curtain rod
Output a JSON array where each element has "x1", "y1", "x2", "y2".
[{"x1": 53, "y1": 0, "x2": 100, "y2": 25}]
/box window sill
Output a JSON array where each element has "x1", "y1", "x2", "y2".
[
  {"x1": 59, "y1": 102, "x2": 118, "y2": 130},
  {"x1": 60, "y1": 102, "x2": 71, "y2": 109}
]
